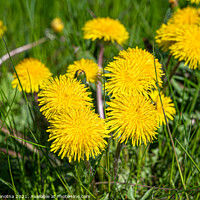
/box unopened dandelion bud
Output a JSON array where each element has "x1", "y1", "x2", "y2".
[
  {"x1": 74, "y1": 69, "x2": 87, "y2": 84},
  {"x1": 169, "y1": 0, "x2": 179, "y2": 9},
  {"x1": 66, "y1": 59, "x2": 100, "y2": 83},
  {"x1": 51, "y1": 17, "x2": 64, "y2": 33}
]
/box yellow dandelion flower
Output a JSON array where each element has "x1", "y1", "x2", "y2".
[
  {"x1": 187, "y1": 0, "x2": 200, "y2": 4},
  {"x1": 149, "y1": 90, "x2": 176, "y2": 126},
  {"x1": 169, "y1": 24, "x2": 200, "y2": 69},
  {"x1": 82, "y1": 17, "x2": 129, "y2": 45},
  {"x1": 38, "y1": 75, "x2": 92, "y2": 120},
  {"x1": 66, "y1": 58, "x2": 100, "y2": 83},
  {"x1": 155, "y1": 23, "x2": 182, "y2": 52},
  {"x1": 47, "y1": 106, "x2": 110, "y2": 162},
  {"x1": 106, "y1": 94, "x2": 158, "y2": 146},
  {"x1": 51, "y1": 17, "x2": 64, "y2": 33},
  {"x1": 155, "y1": 7, "x2": 200, "y2": 51},
  {"x1": 12, "y1": 58, "x2": 52, "y2": 93},
  {"x1": 105, "y1": 47, "x2": 163, "y2": 96},
  {"x1": 168, "y1": 7, "x2": 200, "y2": 25},
  {"x1": 0, "y1": 20, "x2": 7, "y2": 36}
]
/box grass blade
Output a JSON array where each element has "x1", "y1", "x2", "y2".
[{"x1": 175, "y1": 138, "x2": 200, "y2": 173}]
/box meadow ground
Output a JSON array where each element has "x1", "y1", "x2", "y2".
[{"x1": 0, "y1": 0, "x2": 200, "y2": 199}]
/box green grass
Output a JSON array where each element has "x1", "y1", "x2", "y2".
[{"x1": 0, "y1": 0, "x2": 200, "y2": 199}]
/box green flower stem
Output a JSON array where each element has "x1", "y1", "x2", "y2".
[
  {"x1": 85, "y1": 160, "x2": 98, "y2": 197},
  {"x1": 169, "y1": 61, "x2": 181, "y2": 81},
  {"x1": 97, "y1": 43, "x2": 105, "y2": 119},
  {"x1": 134, "y1": 145, "x2": 149, "y2": 198},
  {"x1": 123, "y1": 145, "x2": 129, "y2": 170},
  {"x1": 165, "y1": 54, "x2": 172, "y2": 71},
  {"x1": 163, "y1": 61, "x2": 181, "y2": 92},
  {"x1": 107, "y1": 148, "x2": 111, "y2": 193},
  {"x1": 114, "y1": 142, "x2": 123, "y2": 179}
]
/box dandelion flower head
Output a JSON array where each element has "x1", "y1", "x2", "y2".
[
  {"x1": 12, "y1": 58, "x2": 52, "y2": 93},
  {"x1": 38, "y1": 75, "x2": 92, "y2": 120},
  {"x1": 155, "y1": 7, "x2": 200, "y2": 51},
  {"x1": 156, "y1": 23, "x2": 185, "y2": 52},
  {"x1": 187, "y1": 0, "x2": 200, "y2": 4},
  {"x1": 149, "y1": 90, "x2": 176, "y2": 126},
  {"x1": 105, "y1": 47, "x2": 163, "y2": 96},
  {"x1": 170, "y1": 24, "x2": 200, "y2": 69},
  {"x1": 82, "y1": 17, "x2": 129, "y2": 45},
  {"x1": 168, "y1": 7, "x2": 200, "y2": 25},
  {"x1": 106, "y1": 94, "x2": 158, "y2": 146},
  {"x1": 66, "y1": 58, "x2": 100, "y2": 83},
  {"x1": 47, "y1": 106, "x2": 110, "y2": 162},
  {"x1": 0, "y1": 20, "x2": 7, "y2": 36},
  {"x1": 51, "y1": 17, "x2": 64, "y2": 33}
]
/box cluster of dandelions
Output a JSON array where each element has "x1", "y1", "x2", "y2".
[
  {"x1": 38, "y1": 75, "x2": 110, "y2": 162},
  {"x1": 12, "y1": 57, "x2": 109, "y2": 162},
  {"x1": 82, "y1": 17, "x2": 176, "y2": 146},
  {"x1": 105, "y1": 47, "x2": 176, "y2": 146},
  {"x1": 11, "y1": 16, "x2": 176, "y2": 163},
  {"x1": 156, "y1": 6, "x2": 200, "y2": 69}
]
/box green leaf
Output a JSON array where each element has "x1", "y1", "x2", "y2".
[
  {"x1": 0, "y1": 177, "x2": 14, "y2": 191},
  {"x1": 127, "y1": 186, "x2": 135, "y2": 200},
  {"x1": 141, "y1": 187, "x2": 154, "y2": 200},
  {"x1": 100, "y1": 193, "x2": 109, "y2": 200}
]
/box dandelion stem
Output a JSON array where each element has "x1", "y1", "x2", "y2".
[
  {"x1": 107, "y1": 146, "x2": 111, "y2": 193},
  {"x1": 169, "y1": 61, "x2": 181, "y2": 81},
  {"x1": 165, "y1": 54, "x2": 172, "y2": 70},
  {"x1": 96, "y1": 43, "x2": 106, "y2": 190},
  {"x1": 123, "y1": 145, "x2": 129, "y2": 170},
  {"x1": 163, "y1": 61, "x2": 181, "y2": 92},
  {"x1": 114, "y1": 142, "x2": 123, "y2": 179},
  {"x1": 97, "y1": 43, "x2": 105, "y2": 119},
  {"x1": 0, "y1": 37, "x2": 47, "y2": 66},
  {"x1": 85, "y1": 160, "x2": 98, "y2": 197}
]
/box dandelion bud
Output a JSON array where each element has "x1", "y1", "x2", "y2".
[
  {"x1": 169, "y1": 0, "x2": 179, "y2": 9},
  {"x1": 51, "y1": 17, "x2": 64, "y2": 33},
  {"x1": 74, "y1": 69, "x2": 87, "y2": 84}
]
